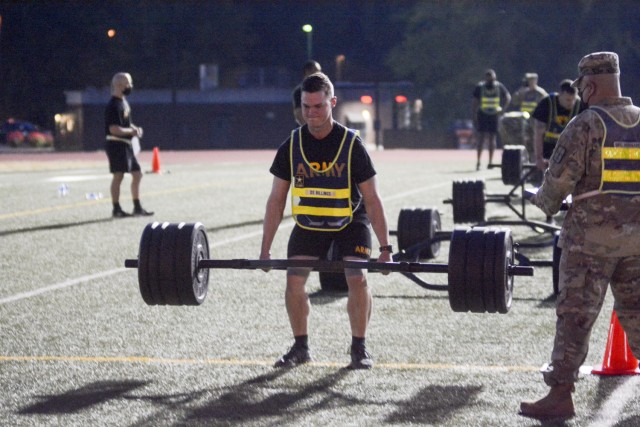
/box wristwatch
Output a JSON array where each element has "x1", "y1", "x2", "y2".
[{"x1": 379, "y1": 245, "x2": 393, "y2": 253}]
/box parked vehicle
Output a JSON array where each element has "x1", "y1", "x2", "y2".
[{"x1": 0, "y1": 118, "x2": 54, "y2": 147}]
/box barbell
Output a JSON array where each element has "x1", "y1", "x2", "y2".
[{"x1": 124, "y1": 222, "x2": 534, "y2": 314}]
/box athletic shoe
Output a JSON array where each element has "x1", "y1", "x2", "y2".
[
  {"x1": 348, "y1": 346, "x2": 373, "y2": 370},
  {"x1": 112, "y1": 209, "x2": 132, "y2": 218},
  {"x1": 133, "y1": 208, "x2": 154, "y2": 216},
  {"x1": 274, "y1": 345, "x2": 311, "y2": 368}
]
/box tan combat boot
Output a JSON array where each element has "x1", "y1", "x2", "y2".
[{"x1": 519, "y1": 383, "x2": 575, "y2": 419}]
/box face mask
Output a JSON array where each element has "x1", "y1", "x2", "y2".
[
  {"x1": 123, "y1": 87, "x2": 132, "y2": 96},
  {"x1": 578, "y1": 85, "x2": 590, "y2": 108}
]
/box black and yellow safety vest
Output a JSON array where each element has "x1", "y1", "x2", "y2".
[
  {"x1": 519, "y1": 92, "x2": 540, "y2": 114},
  {"x1": 543, "y1": 93, "x2": 581, "y2": 146},
  {"x1": 290, "y1": 127, "x2": 358, "y2": 231},
  {"x1": 480, "y1": 84, "x2": 502, "y2": 115},
  {"x1": 593, "y1": 107, "x2": 640, "y2": 195}
]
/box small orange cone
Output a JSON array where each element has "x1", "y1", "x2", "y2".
[
  {"x1": 592, "y1": 310, "x2": 640, "y2": 375},
  {"x1": 151, "y1": 146, "x2": 161, "y2": 173}
]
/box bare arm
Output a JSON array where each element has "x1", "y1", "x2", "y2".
[
  {"x1": 358, "y1": 176, "x2": 392, "y2": 265},
  {"x1": 260, "y1": 176, "x2": 290, "y2": 260},
  {"x1": 109, "y1": 124, "x2": 143, "y2": 138}
]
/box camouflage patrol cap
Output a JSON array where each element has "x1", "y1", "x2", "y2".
[{"x1": 571, "y1": 51, "x2": 620, "y2": 87}]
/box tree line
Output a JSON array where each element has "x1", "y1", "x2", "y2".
[{"x1": 0, "y1": 0, "x2": 637, "y2": 135}]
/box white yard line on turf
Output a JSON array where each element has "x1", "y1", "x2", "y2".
[{"x1": 587, "y1": 375, "x2": 640, "y2": 427}]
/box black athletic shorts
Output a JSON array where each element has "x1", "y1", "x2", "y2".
[
  {"x1": 287, "y1": 221, "x2": 372, "y2": 260},
  {"x1": 106, "y1": 141, "x2": 141, "y2": 173},
  {"x1": 476, "y1": 111, "x2": 499, "y2": 133}
]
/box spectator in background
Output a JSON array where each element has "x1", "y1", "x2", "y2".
[
  {"x1": 532, "y1": 79, "x2": 585, "y2": 172},
  {"x1": 510, "y1": 72, "x2": 548, "y2": 162},
  {"x1": 472, "y1": 69, "x2": 511, "y2": 170},
  {"x1": 105, "y1": 72, "x2": 153, "y2": 218}
]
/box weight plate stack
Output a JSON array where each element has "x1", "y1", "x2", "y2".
[
  {"x1": 397, "y1": 207, "x2": 441, "y2": 260},
  {"x1": 447, "y1": 227, "x2": 513, "y2": 314},
  {"x1": 501, "y1": 145, "x2": 528, "y2": 185},
  {"x1": 138, "y1": 222, "x2": 210, "y2": 306},
  {"x1": 452, "y1": 180, "x2": 486, "y2": 223}
]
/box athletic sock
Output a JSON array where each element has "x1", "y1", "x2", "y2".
[
  {"x1": 351, "y1": 336, "x2": 365, "y2": 348},
  {"x1": 294, "y1": 335, "x2": 309, "y2": 350}
]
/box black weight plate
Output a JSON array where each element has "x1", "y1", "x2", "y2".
[
  {"x1": 147, "y1": 222, "x2": 166, "y2": 305},
  {"x1": 452, "y1": 181, "x2": 465, "y2": 223},
  {"x1": 424, "y1": 208, "x2": 441, "y2": 259},
  {"x1": 465, "y1": 228, "x2": 487, "y2": 313},
  {"x1": 494, "y1": 229, "x2": 514, "y2": 313},
  {"x1": 501, "y1": 145, "x2": 526, "y2": 185},
  {"x1": 396, "y1": 208, "x2": 412, "y2": 259},
  {"x1": 158, "y1": 223, "x2": 180, "y2": 305},
  {"x1": 448, "y1": 228, "x2": 469, "y2": 312},
  {"x1": 469, "y1": 180, "x2": 486, "y2": 223},
  {"x1": 175, "y1": 223, "x2": 210, "y2": 305},
  {"x1": 482, "y1": 229, "x2": 497, "y2": 313},
  {"x1": 452, "y1": 180, "x2": 485, "y2": 224},
  {"x1": 552, "y1": 231, "x2": 561, "y2": 295},
  {"x1": 319, "y1": 241, "x2": 349, "y2": 293},
  {"x1": 138, "y1": 222, "x2": 158, "y2": 305},
  {"x1": 397, "y1": 208, "x2": 440, "y2": 260}
]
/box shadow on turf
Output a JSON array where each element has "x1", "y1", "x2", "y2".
[
  {"x1": 0, "y1": 217, "x2": 115, "y2": 237},
  {"x1": 0, "y1": 216, "x2": 283, "y2": 238},
  {"x1": 18, "y1": 380, "x2": 149, "y2": 414},
  {"x1": 385, "y1": 384, "x2": 483, "y2": 424},
  {"x1": 176, "y1": 368, "x2": 352, "y2": 424}
]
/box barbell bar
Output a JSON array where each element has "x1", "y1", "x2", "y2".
[{"x1": 124, "y1": 222, "x2": 534, "y2": 313}]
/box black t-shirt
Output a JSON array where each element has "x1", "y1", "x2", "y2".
[
  {"x1": 105, "y1": 96, "x2": 131, "y2": 136},
  {"x1": 270, "y1": 122, "x2": 376, "y2": 222},
  {"x1": 532, "y1": 94, "x2": 585, "y2": 124}
]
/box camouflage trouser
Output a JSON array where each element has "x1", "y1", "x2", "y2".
[{"x1": 542, "y1": 250, "x2": 640, "y2": 386}]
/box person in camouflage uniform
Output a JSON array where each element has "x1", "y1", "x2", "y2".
[{"x1": 521, "y1": 52, "x2": 640, "y2": 420}]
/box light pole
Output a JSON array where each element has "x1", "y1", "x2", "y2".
[{"x1": 302, "y1": 24, "x2": 313, "y2": 60}]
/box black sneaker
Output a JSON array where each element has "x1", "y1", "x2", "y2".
[
  {"x1": 274, "y1": 345, "x2": 311, "y2": 368},
  {"x1": 133, "y1": 208, "x2": 154, "y2": 216},
  {"x1": 348, "y1": 346, "x2": 373, "y2": 370},
  {"x1": 112, "y1": 209, "x2": 132, "y2": 218}
]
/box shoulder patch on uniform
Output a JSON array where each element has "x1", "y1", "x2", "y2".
[{"x1": 551, "y1": 146, "x2": 566, "y2": 164}]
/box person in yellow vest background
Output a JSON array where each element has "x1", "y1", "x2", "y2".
[
  {"x1": 532, "y1": 79, "x2": 585, "y2": 172},
  {"x1": 471, "y1": 69, "x2": 511, "y2": 170},
  {"x1": 522, "y1": 51, "x2": 640, "y2": 420},
  {"x1": 261, "y1": 72, "x2": 392, "y2": 371},
  {"x1": 510, "y1": 72, "x2": 548, "y2": 162}
]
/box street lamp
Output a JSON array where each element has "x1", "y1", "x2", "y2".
[{"x1": 302, "y1": 24, "x2": 313, "y2": 60}]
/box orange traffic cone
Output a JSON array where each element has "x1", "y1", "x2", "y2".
[
  {"x1": 151, "y1": 146, "x2": 161, "y2": 174},
  {"x1": 592, "y1": 310, "x2": 640, "y2": 375}
]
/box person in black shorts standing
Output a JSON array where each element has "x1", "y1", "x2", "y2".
[
  {"x1": 105, "y1": 72, "x2": 153, "y2": 218},
  {"x1": 471, "y1": 69, "x2": 511, "y2": 170},
  {"x1": 261, "y1": 72, "x2": 392, "y2": 369}
]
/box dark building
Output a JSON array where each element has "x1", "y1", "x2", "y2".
[{"x1": 55, "y1": 78, "x2": 434, "y2": 152}]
